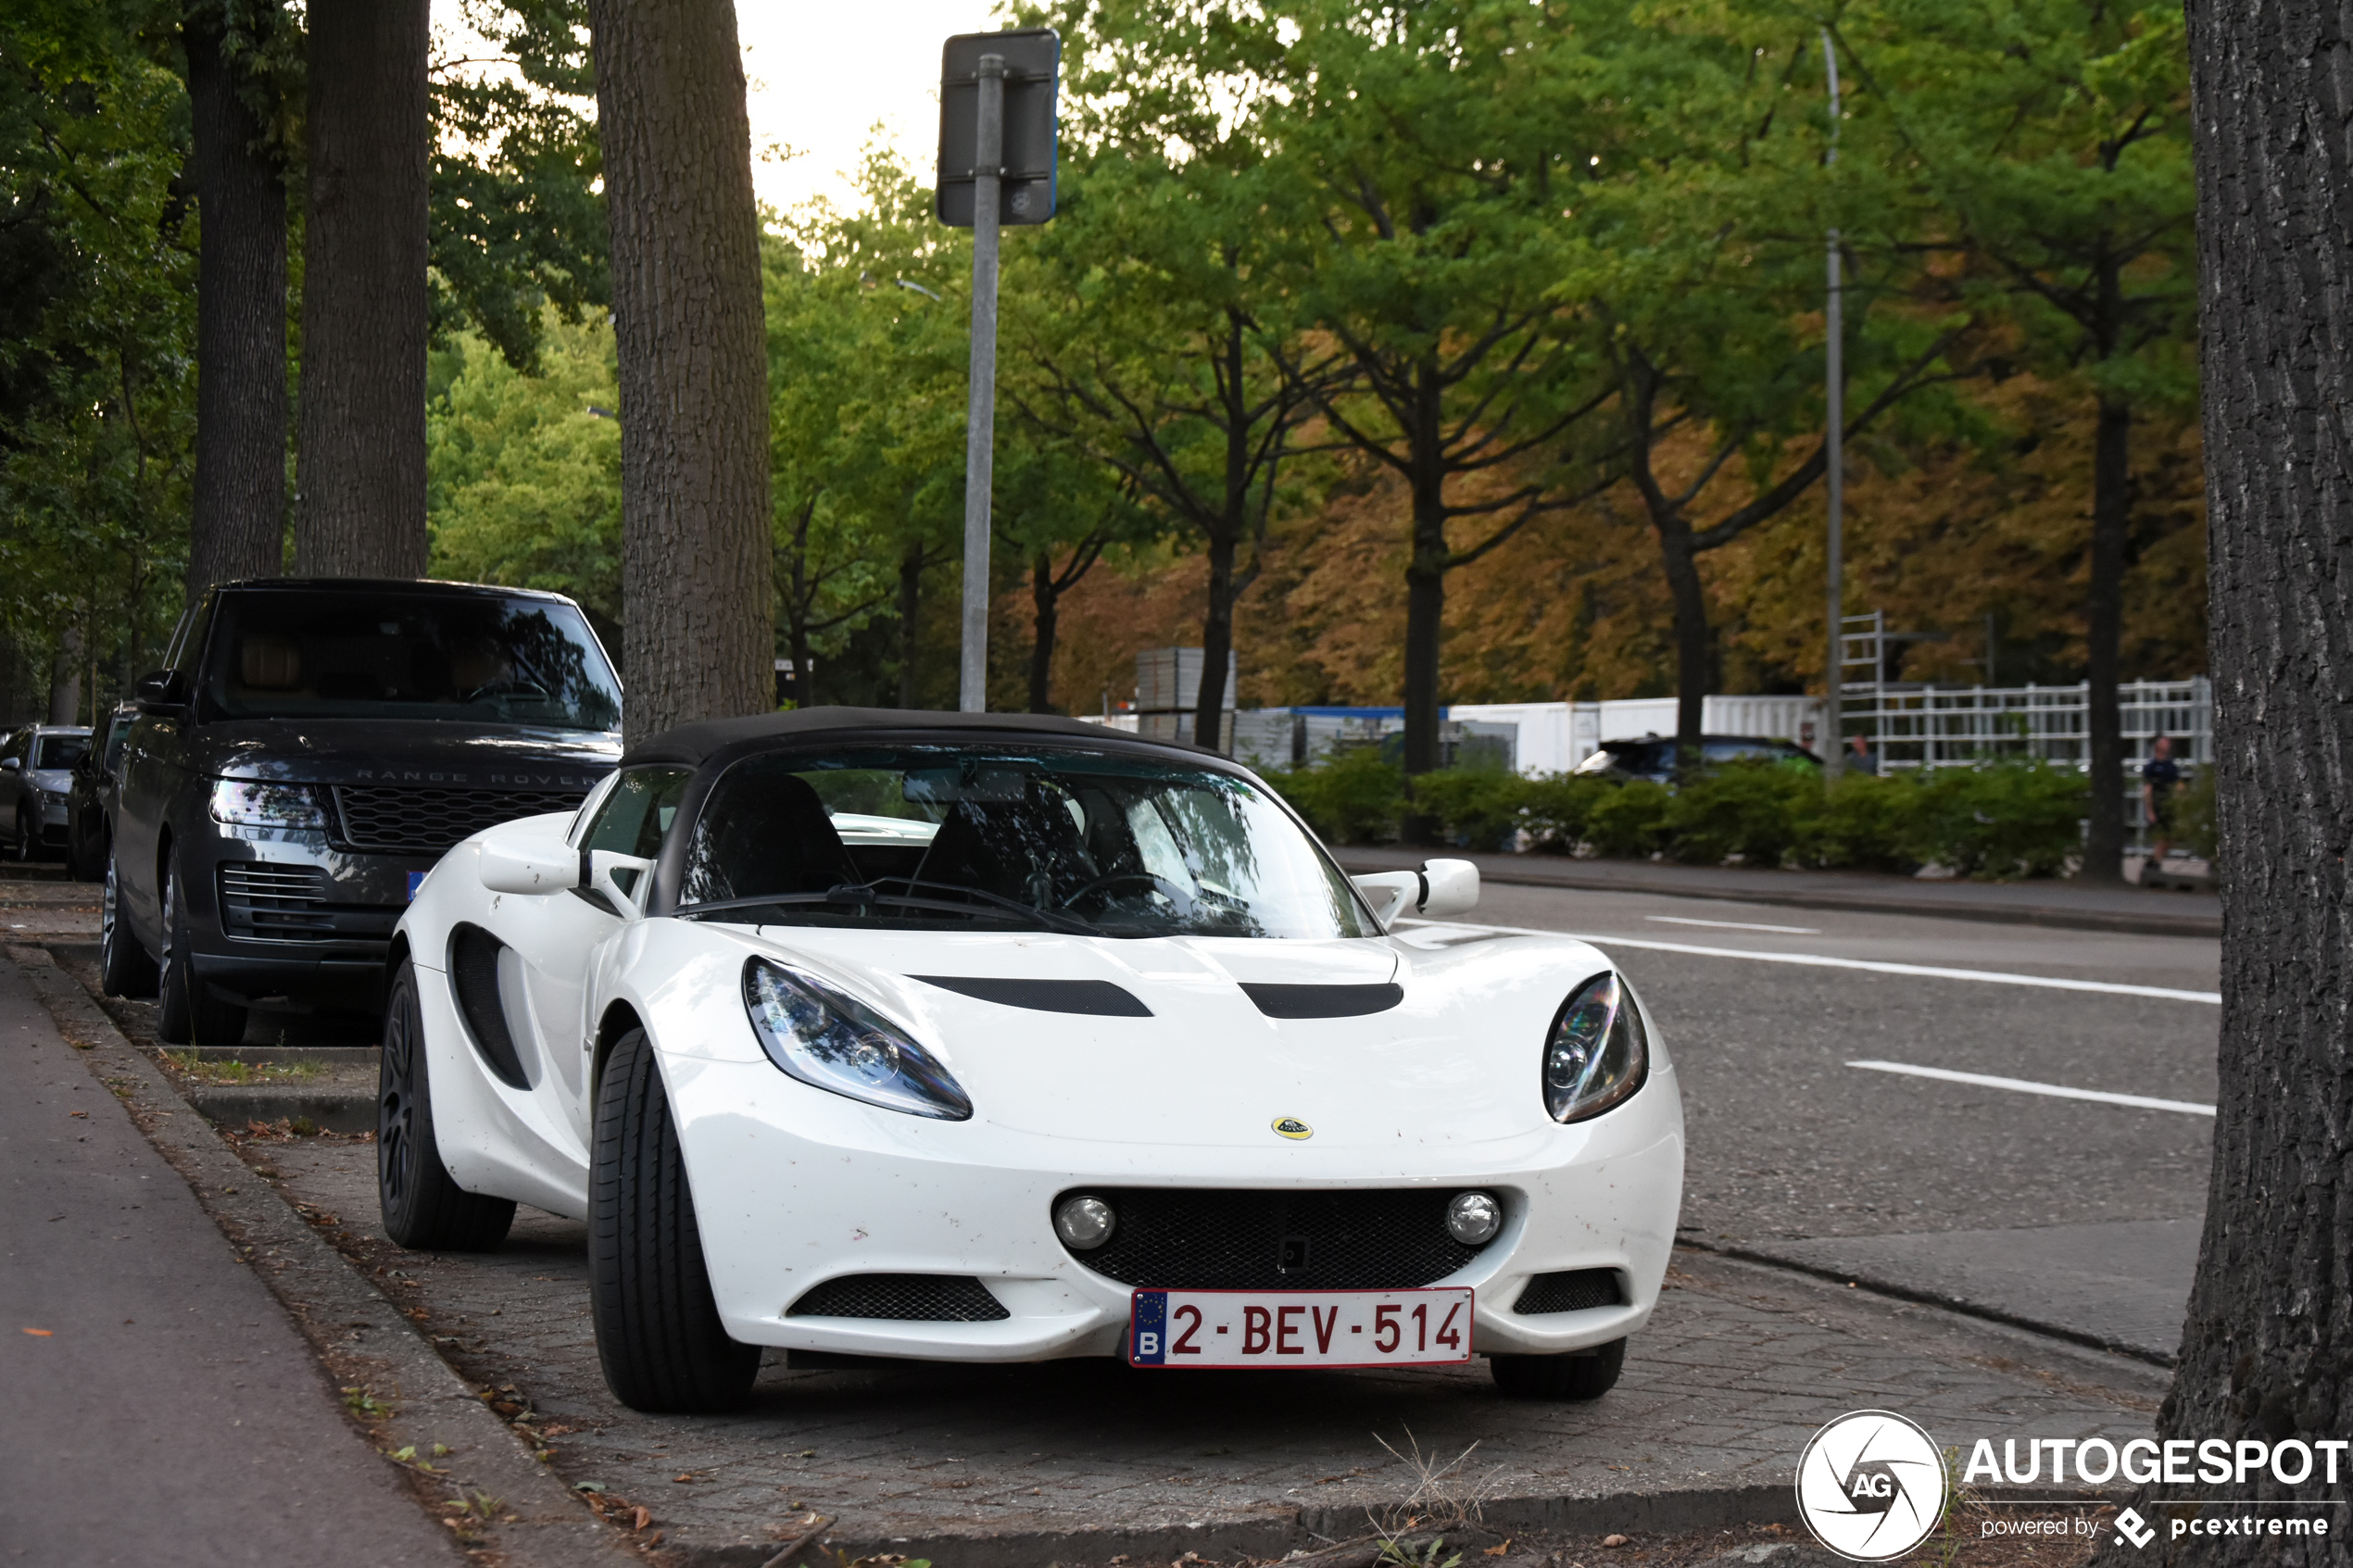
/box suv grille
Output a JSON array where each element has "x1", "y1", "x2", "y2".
[
  {"x1": 218, "y1": 863, "x2": 333, "y2": 940},
  {"x1": 786, "y1": 1274, "x2": 1009, "y2": 1322},
  {"x1": 1066, "y1": 1188, "x2": 1494, "y2": 1291},
  {"x1": 332, "y1": 785, "x2": 587, "y2": 854},
  {"x1": 1512, "y1": 1269, "x2": 1622, "y2": 1314}
]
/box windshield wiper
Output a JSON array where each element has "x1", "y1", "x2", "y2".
[{"x1": 674, "y1": 883, "x2": 1090, "y2": 936}]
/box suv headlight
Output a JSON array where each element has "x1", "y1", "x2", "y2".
[
  {"x1": 208, "y1": 779, "x2": 328, "y2": 829},
  {"x1": 1544, "y1": 971, "x2": 1647, "y2": 1123},
  {"x1": 743, "y1": 958, "x2": 971, "y2": 1121}
]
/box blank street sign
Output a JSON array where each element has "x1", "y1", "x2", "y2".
[{"x1": 937, "y1": 28, "x2": 1060, "y2": 227}]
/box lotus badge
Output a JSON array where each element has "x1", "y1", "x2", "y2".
[{"x1": 1271, "y1": 1117, "x2": 1314, "y2": 1140}]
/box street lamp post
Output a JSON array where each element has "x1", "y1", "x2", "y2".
[{"x1": 1821, "y1": 29, "x2": 1845, "y2": 780}]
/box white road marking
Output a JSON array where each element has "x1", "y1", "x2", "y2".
[
  {"x1": 1644, "y1": 913, "x2": 1821, "y2": 935},
  {"x1": 1395, "y1": 918, "x2": 2221, "y2": 1004},
  {"x1": 1848, "y1": 1059, "x2": 2217, "y2": 1117}
]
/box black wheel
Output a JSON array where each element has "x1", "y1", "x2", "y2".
[
  {"x1": 588, "y1": 1026, "x2": 758, "y2": 1412},
  {"x1": 156, "y1": 859, "x2": 247, "y2": 1047},
  {"x1": 379, "y1": 960, "x2": 515, "y2": 1251},
  {"x1": 1491, "y1": 1338, "x2": 1627, "y2": 1400},
  {"x1": 12, "y1": 815, "x2": 33, "y2": 863},
  {"x1": 99, "y1": 851, "x2": 159, "y2": 998}
]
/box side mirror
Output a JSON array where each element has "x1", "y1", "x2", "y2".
[
  {"x1": 1417, "y1": 858, "x2": 1480, "y2": 920},
  {"x1": 134, "y1": 669, "x2": 186, "y2": 715},
  {"x1": 1352, "y1": 859, "x2": 1481, "y2": 925},
  {"x1": 478, "y1": 840, "x2": 651, "y2": 920},
  {"x1": 0, "y1": 757, "x2": 18, "y2": 771}
]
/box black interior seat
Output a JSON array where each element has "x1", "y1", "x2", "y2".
[{"x1": 685, "y1": 773, "x2": 861, "y2": 904}]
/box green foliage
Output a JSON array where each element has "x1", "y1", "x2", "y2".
[
  {"x1": 1265, "y1": 746, "x2": 1405, "y2": 845},
  {"x1": 1799, "y1": 773, "x2": 1922, "y2": 873},
  {"x1": 1899, "y1": 759, "x2": 2088, "y2": 880},
  {"x1": 1660, "y1": 759, "x2": 1821, "y2": 868},
  {"x1": 1407, "y1": 767, "x2": 1526, "y2": 854},
  {"x1": 1585, "y1": 780, "x2": 1674, "y2": 859},
  {"x1": 2174, "y1": 764, "x2": 2217, "y2": 865}
]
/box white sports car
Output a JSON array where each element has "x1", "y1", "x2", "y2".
[{"x1": 379, "y1": 709, "x2": 1683, "y2": 1411}]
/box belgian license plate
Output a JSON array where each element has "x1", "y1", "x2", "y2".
[{"x1": 1127, "y1": 1287, "x2": 1473, "y2": 1368}]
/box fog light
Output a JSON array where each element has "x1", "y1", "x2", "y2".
[
  {"x1": 1446, "y1": 1190, "x2": 1501, "y2": 1245},
  {"x1": 1054, "y1": 1195, "x2": 1115, "y2": 1251}
]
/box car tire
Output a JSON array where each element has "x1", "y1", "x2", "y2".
[
  {"x1": 99, "y1": 851, "x2": 159, "y2": 998},
  {"x1": 156, "y1": 860, "x2": 247, "y2": 1048},
  {"x1": 12, "y1": 815, "x2": 33, "y2": 863},
  {"x1": 588, "y1": 1025, "x2": 759, "y2": 1413},
  {"x1": 379, "y1": 960, "x2": 516, "y2": 1251},
  {"x1": 1490, "y1": 1338, "x2": 1627, "y2": 1400}
]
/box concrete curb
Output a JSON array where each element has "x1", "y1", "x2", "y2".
[
  {"x1": 180, "y1": 1082, "x2": 380, "y2": 1135},
  {"x1": 1683, "y1": 1238, "x2": 2177, "y2": 1369},
  {"x1": 1329, "y1": 851, "x2": 2221, "y2": 940},
  {"x1": 3, "y1": 945, "x2": 647, "y2": 1568}
]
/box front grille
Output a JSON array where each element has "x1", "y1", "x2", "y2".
[
  {"x1": 332, "y1": 785, "x2": 587, "y2": 854},
  {"x1": 219, "y1": 862, "x2": 333, "y2": 940},
  {"x1": 786, "y1": 1274, "x2": 1009, "y2": 1322},
  {"x1": 1513, "y1": 1269, "x2": 1622, "y2": 1314},
  {"x1": 1067, "y1": 1188, "x2": 1494, "y2": 1291}
]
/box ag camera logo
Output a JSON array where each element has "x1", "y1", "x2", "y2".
[{"x1": 1796, "y1": 1411, "x2": 1949, "y2": 1561}]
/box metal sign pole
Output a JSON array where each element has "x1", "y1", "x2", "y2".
[
  {"x1": 958, "y1": 54, "x2": 1005, "y2": 713},
  {"x1": 1821, "y1": 29, "x2": 1845, "y2": 779}
]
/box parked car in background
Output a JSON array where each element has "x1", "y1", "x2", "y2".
[
  {"x1": 66, "y1": 705, "x2": 138, "y2": 882},
  {"x1": 1572, "y1": 734, "x2": 1820, "y2": 785},
  {"x1": 107, "y1": 577, "x2": 623, "y2": 1047},
  {"x1": 2, "y1": 723, "x2": 93, "y2": 861}
]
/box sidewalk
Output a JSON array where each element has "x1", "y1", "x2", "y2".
[
  {"x1": 1330, "y1": 847, "x2": 2221, "y2": 938},
  {"x1": 0, "y1": 952, "x2": 463, "y2": 1566}
]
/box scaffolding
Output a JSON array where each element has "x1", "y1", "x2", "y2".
[{"x1": 1838, "y1": 610, "x2": 2210, "y2": 848}]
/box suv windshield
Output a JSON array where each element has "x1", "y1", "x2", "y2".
[
  {"x1": 676, "y1": 745, "x2": 1376, "y2": 939},
  {"x1": 200, "y1": 590, "x2": 621, "y2": 731}
]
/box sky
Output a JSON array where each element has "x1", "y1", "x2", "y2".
[{"x1": 432, "y1": 1, "x2": 1004, "y2": 219}]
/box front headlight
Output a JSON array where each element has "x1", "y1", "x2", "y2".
[
  {"x1": 742, "y1": 957, "x2": 972, "y2": 1121},
  {"x1": 209, "y1": 779, "x2": 329, "y2": 829},
  {"x1": 1543, "y1": 971, "x2": 1647, "y2": 1123}
]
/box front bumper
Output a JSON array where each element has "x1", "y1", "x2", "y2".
[
  {"x1": 181, "y1": 821, "x2": 439, "y2": 1006},
  {"x1": 661, "y1": 1051, "x2": 1683, "y2": 1364}
]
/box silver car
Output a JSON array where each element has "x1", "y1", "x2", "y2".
[{"x1": 2, "y1": 724, "x2": 94, "y2": 861}]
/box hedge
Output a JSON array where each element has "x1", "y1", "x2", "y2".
[{"x1": 1262, "y1": 751, "x2": 2092, "y2": 881}]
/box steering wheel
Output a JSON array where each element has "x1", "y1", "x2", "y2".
[{"x1": 1060, "y1": 872, "x2": 1191, "y2": 910}]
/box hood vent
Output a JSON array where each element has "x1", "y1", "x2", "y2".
[
  {"x1": 910, "y1": 975, "x2": 1152, "y2": 1017},
  {"x1": 1239, "y1": 982, "x2": 1403, "y2": 1019}
]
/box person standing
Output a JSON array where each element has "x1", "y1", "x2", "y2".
[
  {"x1": 1844, "y1": 734, "x2": 1878, "y2": 776},
  {"x1": 2141, "y1": 734, "x2": 2183, "y2": 873}
]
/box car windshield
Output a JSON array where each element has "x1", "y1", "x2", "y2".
[
  {"x1": 33, "y1": 734, "x2": 87, "y2": 770},
  {"x1": 200, "y1": 590, "x2": 621, "y2": 731},
  {"x1": 675, "y1": 745, "x2": 1377, "y2": 939}
]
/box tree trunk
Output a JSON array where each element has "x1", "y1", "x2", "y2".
[
  {"x1": 1028, "y1": 554, "x2": 1057, "y2": 714},
  {"x1": 48, "y1": 626, "x2": 83, "y2": 726},
  {"x1": 1659, "y1": 521, "x2": 1710, "y2": 762},
  {"x1": 585, "y1": 0, "x2": 774, "y2": 746},
  {"x1": 2089, "y1": 0, "x2": 2353, "y2": 1555},
  {"x1": 1194, "y1": 526, "x2": 1237, "y2": 751},
  {"x1": 1400, "y1": 361, "x2": 1448, "y2": 799},
  {"x1": 184, "y1": 8, "x2": 286, "y2": 595},
  {"x1": 2081, "y1": 395, "x2": 2132, "y2": 883},
  {"x1": 897, "y1": 545, "x2": 924, "y2": 709},
  {"x1": 294, "y1": 0, "x2": 428, "y2": 579}
]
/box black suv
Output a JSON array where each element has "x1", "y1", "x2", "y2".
[
  {"x1": 1572, "y1": 734, "x2": 1821, "y2": 784},
  {"x1": 105, "y1": 578, "x2": 623, "y2": 1046}
]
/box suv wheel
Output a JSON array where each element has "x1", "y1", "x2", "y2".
[
  {"x1": 156, "y1": 860, "x2": 247, "y2": 1047},
  {"x1": 379, "y1": 960, "x2": 515, "y2": 1250},
  {"x1": 99, "y1": 852, "x2": 158, "y2": 998}
]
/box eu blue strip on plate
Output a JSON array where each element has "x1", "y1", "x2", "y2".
[
  {"x1": 1129, "y1": 1290, "x2": 1167, "y2": 1365},
  {"x1": 407, "y1": 871, "x2": 427, "y2": 901}
]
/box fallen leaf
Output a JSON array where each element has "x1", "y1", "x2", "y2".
[
  {"x1": 1604, "y1": 1535, "x2": 1630, "y2": 1548},
  {"x1": 632, "y1": 1505, "x2": 651, "y2": 1531},
  {"x1": 1486, "y1": 1542, "x2": 1514, "y2": 1558},
  {"x1": 22, "y1": 1327, "x2": 53, "y2": 1337},
  {"x1": 673, "y1": 1473, "x2": 695, "y2": 1483},
  {"x1": 69, "y1": 1110, "x2": 86, "y2": 1118}
]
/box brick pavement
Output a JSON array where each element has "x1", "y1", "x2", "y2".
[{"x1": 265, "y1": 1142, "x2": 2162, "y2": 1563}]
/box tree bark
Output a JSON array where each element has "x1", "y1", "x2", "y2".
[
  {"x1": 585, "y1": 0, "x2": 774, "y2": 745},
  {"x1": 184, "y1": 7, "x2": 286, "y2": 595},
  {"x1": 1401, "y1": 359, "x2": 1447, "y2": 796},
  {"x1": 1028, "y1": 553, "x2": 1058, "y2": 715},
  {"x1": 1660, "y1": 521, "x2": 1711, "y2": 760},
  {"x1": 897, "y1": 545, "x2": 924, "y2": 709},
  {"x1": 2081, "y1": 394, "x2": 2132, "y2": 883},
  {"x1": 1194, "y1": 525, "x2": 1239, "y2": 751},
  {"x1": 48, "y1": 626, "x2": 83, "y2": 726},
  {"x1": 2087, "y1": 0, "x2": 2353, "y2": 1556},
  {"x1": 294, "y1": 0, "x2": 428, "y2": 579}
]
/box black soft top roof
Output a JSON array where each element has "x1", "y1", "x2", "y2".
[
  {"x1": 210, "y1": 576, "x2": 579, "y2": 604},
  {"x1": 621, "y1": 708, "x2": 1219, "y2": 770}
]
